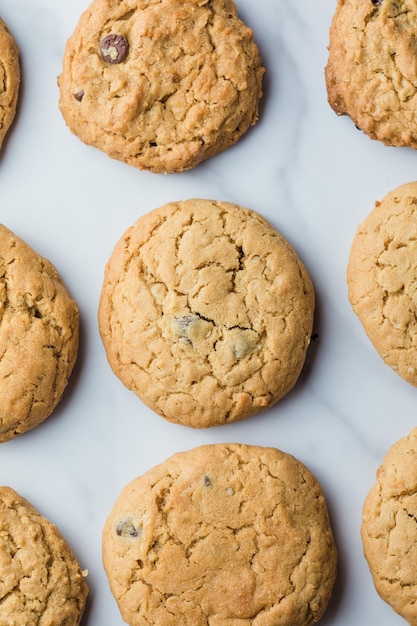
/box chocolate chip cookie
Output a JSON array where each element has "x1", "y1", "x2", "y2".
[
  {"x1": 58, "y1": 0, "x2": 264, "y2": 173},
  {"x1": 326, "y1": 0, "x2": 417, "y2": 148},
  {"x1": 0, "y1": 486, "x2": 88, "y2": 625},
  {"x1": 347, "y1": 182, "x2": 417, "y2": 386},
  {"x1": 98, "y1": 199, "x2": 315, "y2": 428},
  {"x1": 0, "y1": 17, "x2": 20, "y2": 150},
  {"x1": 362, "y1": 427, "x2": 417, "y2": 624},
  {"x1": 0, "y1": 225, "x2": 79, "y2": 442},
  {"x1": 103, "y1": 443, "x2": 337, "y2": 626}
]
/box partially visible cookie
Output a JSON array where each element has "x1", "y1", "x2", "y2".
[
  {"x1": 325, "y1": 0, "x2": 417, "y2": 148},
  {"x1": 0, "y1": 225, "x2": 79, "y2": 442},
  {"x1": 0, "y1": 17, "x2": 20, "y2": 150},
  {"x1": 347, "y1": 182, "x2": 417, "y2": 386},
  {"x1": 362, "y1": 427, "x2": 417, "y2": 624},
  {"x1": 98, "y1": 199, "x2": 315, "y2": 428},
  {"x1": 58, "y1": 0, "x2": 264, "y2": 174},
  {"x1": 0, "y1": 486, "x2": 88, "y2": 625},
  {"x1": 103, "y1": 443, "x2": 337, "y2": 626}
]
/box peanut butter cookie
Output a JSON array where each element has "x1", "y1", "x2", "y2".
[
  {"x1": 362, "y1": 427, "x2": 417, "y2": 624},
  {"x1": 98, "y1": 199, "x2": 315, "y2": 428},
  {"x1": 347, "y1": 182, "x2": 417, "y2": 386},
  {"x1": 0, "y1": 225, "x2": 79, "y2": 442},
  {"x1": 103, "y1": 443, "x2": 337, "y2": 626},
  {"x1": 0, "y1": 17, "x2": 20, "y2": 150},
  {"x1": 0, "y1": 486, "x2": 88, "y2": 625},
  {"x1": 58, "y1": 0, "x2": 264, "y2": 173},
  {"x1": 326, "y1": 0, "x2": 417, "y2": 148}
]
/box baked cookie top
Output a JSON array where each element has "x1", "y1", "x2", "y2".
[
  {"x1": 362, "y1": 427, "x2": 417, "y2": 624},
  {"x1": 325, "y1": 0, "x2": 417, "y2": 148},
  {"x1": 0, "y1": 17, "x2": 20, "y2": 150},
  {"x1": 347, "y1": 182, "x2": 417, "y2": 386},
  {"x1": 98, "y1": 199, "x2": 315, "y2": 428},
  {"x1": 103, "y1": 443, "x2": 337, "y2": 626},
  {"x1": 0, "y1": 225, "x2": 79, "y2": 442},
  {"x1": 0, "y1": 486, "x2": 88, "y2": 625},
  {"x1": 58, "y1": 0, "x2": 264, "y2": 174}
]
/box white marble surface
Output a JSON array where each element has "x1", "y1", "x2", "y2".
[{"x1": 0, "y1": 1, "x2": 415, "y2": 624}]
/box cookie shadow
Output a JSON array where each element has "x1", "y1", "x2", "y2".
[
  {"x1": 53, "y1": 309, "x2": 87, "y2": 416},
  {"x1": 316, "y1": 497, "x2": 348, "y2": 624},
  {"x1": 279, "y1": 276, "x2": 323, "y2": 407},
  {"x1": 80, "y1": 581, "x2": 94, "y2": 626},
  {"x1": 304, "y1": 282, "x2": 322, "y2": 377},
  {"x1": 0, "y1": 44, "x2": 24, "y2": 165},
  {"x1": 256, "y1": 49, "x2": 271, "y2": 123}
]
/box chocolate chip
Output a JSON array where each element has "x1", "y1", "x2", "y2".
[
  {"x1": 100, "y1": 34, "x2": 129, "y2": 64},
  {"x1": 116, "y1": 520, "x2": 142, "y2": 538},
  {"x1": 204, "y1": 475, "x2": 211, "y2": 487},
  {"x1": 74, "y1": 90, "x2": 84, "y2": 102},
  {"x1": 174, "y1": 315, "x2": 197, "y2": 344},
  {"x1": 371, "y1": 0, "x2": 382, "y2": 5},
  {"x1": 176, "y1": 315, "x2": 196, "y2": 331}
]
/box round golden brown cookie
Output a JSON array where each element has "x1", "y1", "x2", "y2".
[
  {"x1": 0, "y1": 17, "x2": 20, "y2": 150},
  {"x1": 102, "y1": 443, "x2": 337, "y2": 626},
  {"x1": 58, "y1": 0, "x2": 264, "y2": 174},
  {"x1": 325, "y1": 0, "x2": 417, "y2": 148},
  {"x1": 0, "y1": 224, "x2": 79, "y2": 442},
  {"x1": 347, "y1": 182, "x2": 417, "y2": 386},
  {"x1": 98, "y1": 199, "x2": 315, "y2": 428},
  {"x1": 362, "y1": 427, "x2": 417, "y2": 624},
  {"x1": 0, "y1": 486, "x2": 88, "y2": 625}
]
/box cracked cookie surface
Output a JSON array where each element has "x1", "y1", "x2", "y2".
[
  {"x1": 58, "y1": 0, "x2": 264, "y2": 174},
  {"x1": 347, "y1": 182, "x2": 417, "y2": 386},
  {"x1": 0, "y1": 17, "x2": 20, "y2": 150},
  {"x1": 325, "y1": 0, "x2": 417, "y2": 148},
  {"x1": 0, "y1": 486, "x2": 88, "y2": 625},
  {"x1": 362, "y1": 427, "x2": 417, "y2": 625},
  {"x1": 98, "y1": 199, "x2": 315, "y2": 428},
  {"x1": 102, "y1": 443, "x2": 337, "y2": 626},
  {"x1": 0, "y1": 225, "x2": 79, "y2": 442}
]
